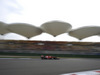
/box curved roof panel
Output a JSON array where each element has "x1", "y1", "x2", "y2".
[
  {"x1": 68, "y1": 26, "x2": 100, "y2": 40},
  {"x1": 7, "y1": 23, "x2": 43, "y2": 38},
  {"x1": 0, "y1": 21, "x2": 10, "y2": 35},
  {"x1": 40, "y1": 21, "x2": 72, "y2": 37}
]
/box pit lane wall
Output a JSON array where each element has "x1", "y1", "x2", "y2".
[{"x1": 0, "y1": 40, "x2": 100, "y2": 56}]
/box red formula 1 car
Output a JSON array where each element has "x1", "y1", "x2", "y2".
[{"x1": 41, "y1": 55, "x2": 59, "y2": 60}]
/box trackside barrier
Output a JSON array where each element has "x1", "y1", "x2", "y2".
[{"x1": 0, "y1": 51, "x2": 100, "y2": 58}]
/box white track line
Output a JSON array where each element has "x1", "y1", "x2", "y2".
[
  {"x1": 0, "y1": 58, "x2": 32, "y2": 59},
  {"x1": 61, "y1": 69, "x2": 100, "y2": 75}
]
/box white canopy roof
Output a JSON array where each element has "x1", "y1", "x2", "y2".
[
  {"x1": 7, "y1": 23, "x2": 43, "y2": 38},
  {"x1": 40, "y1": 21, "x2": 72, "y2": 37},
  {"x1": 68, "y1": 26, "x2": 100, "y2": 40},
  {"x1": 0, "y1": 21, "x2": 10, "y2": 35}
]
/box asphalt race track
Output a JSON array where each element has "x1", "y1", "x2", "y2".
[{"x1": 0, "y1": 58, "x2": 100, "y2": 75}]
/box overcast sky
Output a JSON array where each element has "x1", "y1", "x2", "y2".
[{"x1": 0, "y1": 0, "x2": 100, "y2": 42}]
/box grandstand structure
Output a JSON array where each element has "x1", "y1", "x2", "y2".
[
  {"x1": 0, "y1": 21, "x2": 100, "y2": 57},
  {"x1": 0, "y1": 40, "x2": 100, "y2": 55}
]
